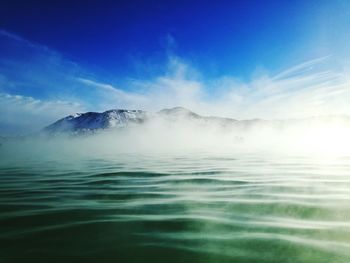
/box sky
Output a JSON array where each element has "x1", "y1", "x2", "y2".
[{"x1": 1, "y1": 0, "x2": 350, "y2": 134}]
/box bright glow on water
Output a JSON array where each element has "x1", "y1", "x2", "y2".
[{"x1": 1, "y1": 144, "x2": 350, "y2": 262}]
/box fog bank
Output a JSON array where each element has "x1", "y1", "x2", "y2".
[{"x1": 2, "y1": 115, "x2": 350, "y2": 168}]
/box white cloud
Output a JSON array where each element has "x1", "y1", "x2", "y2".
[
  {"x1": 77, "y1": 55, "x2": 350, "y2": 120},
  {"x1": 0, "y1": 93, "x2": 83, "y2": 135},
  {"x1": 1, "y1": 30, "x2": 350, "y2": 135}
]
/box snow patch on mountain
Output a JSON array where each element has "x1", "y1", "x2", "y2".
[
  {"x1": 44, "y1": 109, "x2": 147, "y2": 134},
  {"x1": 43, "y1": 107, "x2": 240, "y2": 135}
]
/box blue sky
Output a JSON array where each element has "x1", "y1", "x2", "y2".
[{"x1": 1, "y1": 0, "x2": 350, "y2": 134}]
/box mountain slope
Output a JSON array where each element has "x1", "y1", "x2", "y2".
[
  {"x1": 43, "y1": 107, "x2": 239, "y2": 134},
  {"x1": 43, "y1": 107, "x2": 350, "y2": 136},
  {"x1": 34, "y1": 107, "x2": 350, "y2": 138},
  {"x1": 44, "y1": 109, "x2": 147, "y2": 134}
]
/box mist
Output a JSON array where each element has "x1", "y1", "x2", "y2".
[
  {"x1": 2, "y1": 113, "x2": 350, "y2": 169},
  {"x1": 3, "y1": 3, "x2": 350, "y2": 262},
  {"x1": 2, "y1": 29, "x2": 350, "y2": 137}
]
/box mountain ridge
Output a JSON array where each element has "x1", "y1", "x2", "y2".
[
  {"x1": 43, "y1": 107, "x2": 238, "y2": 134},
  {"x1": 43, "y1": 106, "x2": 350, "y2": 135}
]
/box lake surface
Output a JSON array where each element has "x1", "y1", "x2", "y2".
[{"x1": 1, "y1": 149, "x2": 350, "y2": 263}]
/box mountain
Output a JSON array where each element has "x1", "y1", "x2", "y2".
[
  {"x1": 43, "y1": 109, "x2": 148, "y2": 134},
  {"x1": 43, "y1": 107, "x2": 238, "y2": 135},
  {"x1": 158, "y1": 107, "x2": 201, "y2": 118},
  {"x1": 43, "y1": 107, "x2": 350, "y2": 136}
]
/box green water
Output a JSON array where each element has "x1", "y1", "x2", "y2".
[{"x1": 1, "y1": 150, "x2": 350, "y2": 263}]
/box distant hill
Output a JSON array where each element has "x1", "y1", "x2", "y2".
[
  {"x1": 43, "y1": 107, "x2": 238, "y2": 135},
  {"x1": 42, "y1": 107, "x2": 350, "y2": 136}
]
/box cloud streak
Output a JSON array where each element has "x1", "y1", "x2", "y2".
[
  {"x1": 0, "y1": 93, "x2": 83, "y2": 135},
  {"x1": 78, "y1": 55, "x2": 350, "y2": 120},
  {"x1": 1, "y1": 30, "x2": 350, "y2": 134}
]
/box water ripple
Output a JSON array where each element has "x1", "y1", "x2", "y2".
[{"x1": 1, "y1": 153, "x2": 350, "y2": 262}]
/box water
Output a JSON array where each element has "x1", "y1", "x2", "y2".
[{"x1": 1, "y1": 150, "x2": 350, "y2": 263}]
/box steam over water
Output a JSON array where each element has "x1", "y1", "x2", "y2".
[{"x1": 1, "y1": 136, "x2": 350, "y2": 262}]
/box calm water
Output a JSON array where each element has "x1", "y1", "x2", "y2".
[{"x1": 1, "y1": 149, "x2": 350, "y2": 263}]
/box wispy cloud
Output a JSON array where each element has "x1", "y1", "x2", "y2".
[
  {"x1": 1, "y1": 30, "x2": 350, "y2": 134},
  {"x1": 76, "y1": 77, "x2": 147, "y2": 109},
  {"x1": 78, "y1": 55, "x2": 350, "y2": 119},
  {"x1": 0, "y1": 93, "x2": 83, "y2": 135}
]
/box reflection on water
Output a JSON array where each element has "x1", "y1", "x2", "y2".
[{"x1": 1, "y1": 151, "x2": 350, "y2": 262}]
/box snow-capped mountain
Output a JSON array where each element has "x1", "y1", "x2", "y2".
[
  {"x1": 158, "y1": 107, "x2": 238, "y2": 127},
  {"x1": 43, "y1": 109, "x2": 147, "y2": 134},
  {"x1": 43, "y1": 107, "x2": 238, "y2": 134},
  {"x1": 24, "y1": 106, "x2": 350, "y2": 137}
]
